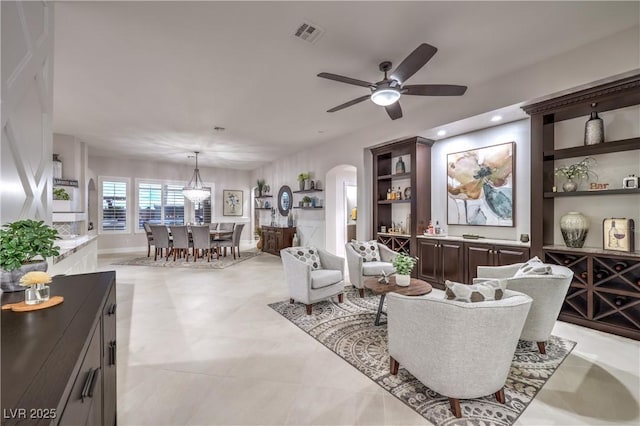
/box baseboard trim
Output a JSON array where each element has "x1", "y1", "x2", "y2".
[{"x1": 98, "y1": 246, "x2": 147, "y2": 255}]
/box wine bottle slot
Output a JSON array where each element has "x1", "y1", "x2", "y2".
[{"x1": 613, "y1": 262, "x2": 628, "y2": 272}]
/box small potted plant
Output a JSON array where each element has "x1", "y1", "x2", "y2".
[
  {"x1": 554, "y1": 157, "x2": 597, "y2": 192},
  {"x1": 297, "y1": 172, "x2": 310, "y2": 191},
  {"x1": 53, "y1": 187, "x2": 72, "y2": 212},
  {"x1": 392, "y1": 253, "x2": 418, "y2": 286},
  {"x1": 256, "y1": 179, "x2": 266, "y2": 197},
  {"x1": 0, "y1": 219, "x2": 60, "y2": 292},
  {"x1": 302, "y1": 196, "x2": 312, "y2": 208}
]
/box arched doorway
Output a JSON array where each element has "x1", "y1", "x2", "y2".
[{"x1": 325, "y1": 165, "x2": 357, "y2": 257}]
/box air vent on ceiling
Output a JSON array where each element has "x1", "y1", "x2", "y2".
[{"x1": 293, "y1": 21, "x2": 324, "y2": 44}]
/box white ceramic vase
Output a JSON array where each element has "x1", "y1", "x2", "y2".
[
  {"x1": 560, "y1": 211, "x2": 589, "y2": 248},
  {"x1": 395, "y1": 274, "x2": 411, "y2": 287}
]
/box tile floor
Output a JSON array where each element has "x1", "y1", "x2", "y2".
[{"x1": 100, "y1": 247, "x2": 640, "y2": 425}]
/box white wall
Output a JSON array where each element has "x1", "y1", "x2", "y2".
[
  {"x1": 252, "y1": 27, "x2": 639, "y2": 250},
  {"x1": 89, "y1": 155, "x2": 252, "y2": 252},
  {"x1": 431, "y1": 120, "x2": 530, "y2": 241},
  {"x1": 1, "y1": 1, "x2": 54, "y2": 224}
]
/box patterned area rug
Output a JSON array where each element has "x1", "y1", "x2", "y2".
[
  {"x1": 112, "y1": 248, "x2": 260, "y2": 269},
  {"x1": 269, "y1": 287, "x2": 576, "y2": 426}
]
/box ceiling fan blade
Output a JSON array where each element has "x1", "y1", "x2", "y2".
[
  {"x1": 317, "y1": 72, "x2": 374, "y2": 88},
  {"x1": 403, "y1": 84, "x2": 468, "y2": 96},
  {"x1": 390, "y1": 43, "x2": 438, "y2": 84},
  {"x1": 385, "y1": 102, "x2": 403, "y2": 120},
  {"x1": 327, "y1": 95, "x2": 371, "y2": 112}
]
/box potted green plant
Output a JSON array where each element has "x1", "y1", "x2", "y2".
[
  {"x1": 302, "y1": 196, "x2": 312, "y2": 208},
  {"x1": 52, "y1": 187, "x2": 73, "y2": 212},
  {"x1": 0, "y1": 219, "x2": 60, "y2": 292},
  {"x1": 256, "y1": 179, "x2": 266, "y2": 197},
  {"x1": 554, "y1": 157, "x2": 597, "y2": 192},
  {"x1": 297, "y1": 172, "x2": 310, "y2": 191},
  {"x1": 392, "y1": 253, "x2": 418, "y2": 286}
]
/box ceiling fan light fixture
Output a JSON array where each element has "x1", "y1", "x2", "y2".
[
  {"x1": 182, "y1": 151, "x2": 211, "y2": 203},
  {"x1": 370, "y1": 87, "x2": 401, "y2": 106}
]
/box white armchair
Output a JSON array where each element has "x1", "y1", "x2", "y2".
[
  {"x1": 387, "y1": 289, "x2": 532, "y2": 418},
  {"x1": 476, "y1": 263, "x2": 573, "y2": 354},
  {"x1": 345, "y1": 242, "x2": 398, "y2": 297},
  {"x1": 281, "y1": 248, "x2": 345, "y2": 315}
]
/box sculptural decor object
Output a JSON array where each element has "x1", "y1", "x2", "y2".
[
  {"x1": 447, "y1": 142, "x2": 514, "y2": 227},
  {"x1": 560, "y1": 212, "x2": 588, "y2": 248}
]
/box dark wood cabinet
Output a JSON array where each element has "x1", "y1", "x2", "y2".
[
  {"x1": 523, "y1": 73, "x2": 640, "y2": 340},
  {"x1": 465, "y1": 243, "x2": 530, "y2": 282},
  {"x1": 1, "y1": 272, "x2": 117, "y2": 426},
  {"x1": 417, "y1": 238, "x2": 464, "y2": 289},
  {"x1": 262, "y1": 226, "x2": 296, "y2": 256},
  {"x1": 372, "y1": 137, "x2": 433, "y2": 257}
]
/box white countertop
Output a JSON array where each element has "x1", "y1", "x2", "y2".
[
  {"x1": 417, "y1": 234, "x2": 530, "y2": 247},
  {"x1": 53, "y1": 235, "x2": 98, "y2": 264}
]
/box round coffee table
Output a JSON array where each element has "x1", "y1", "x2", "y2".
[{"x1": 363, "y1": 276, "x2": 432, "y2": 326}]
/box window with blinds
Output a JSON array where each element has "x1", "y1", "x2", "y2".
[
  {"x1": 194, "y1": 187, "x2": 212, "y2": 224},
  {"x1": 137, "y1": 183, "x2": 186, "y2": 229},
  {"x1": 102, "y1": 181, "x2": 128, "y2": 231},
  {"x1": 164, "y1": 184, "x2": 185, "y2": 225},
  {"x1": 138, "y1": 183, "x2": 162, "y2": 228}
]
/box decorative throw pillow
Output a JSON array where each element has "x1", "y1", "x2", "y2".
[
  {"x1": 351, "y1": 240, "x2": 380, "y2": 262},
  {"x1": 287, "y1": 247, "x2": 322, "y2": 270},
  {"x1": 514, "y1": 256, "x2": 552, "y2": 277},
  {"x1": 445, "y1": 280, "x2": 506, "y2": 303}
]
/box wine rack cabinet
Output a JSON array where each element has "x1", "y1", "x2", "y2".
[{"x1": 545, "y1": 248, "x2": 640, "y2": 340}]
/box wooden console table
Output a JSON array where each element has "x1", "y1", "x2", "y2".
[
  {"x1": 262, "y1": 226, "x2": 296, "y2": 256},
  {"x1": 1, "y1": 271, "x2": 117, "y2": 425}
]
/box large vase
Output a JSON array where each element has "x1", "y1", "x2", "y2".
[
  {"x1": 584, "y1": 111, "x2": 604, "y2": 145},
  {"x1": 0, "y1": 261, "x2": 48, "y2": 292},
  {"x1": 560, "y1": 212, "x2": 589, "y2": 248}
]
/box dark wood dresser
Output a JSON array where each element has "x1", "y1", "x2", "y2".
[
  {"x1": 262, "y1": 226, "x2": 296, "y2": 256},
  {"x1": 1, "y1": 271, "x2": 117, "y2": 425}
]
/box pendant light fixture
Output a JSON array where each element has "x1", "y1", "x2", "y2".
[{"x1": 182, "y1": 151, "x2": 210, "y2": 203}]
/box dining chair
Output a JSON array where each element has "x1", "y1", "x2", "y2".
[
  {"x1": 169, "y1": 225, "x2": 192, "y2": 261},
  {"x1": 209, "y1": 223, "x2": 219, "y2": 231},
  {"x1": 217, "y1": 223, "x2": 245, "y2": 259},
  {"x1": 143, "y1": 222, "x2": 154, "y2": 257},
  {"x1": 219, "y1": 222, "x2": 235, "y2": 231},
  {"x1": 191, "y1": 225, "x2": 214, "y2": 262},
  {"x1": 149, "y1": 225, "x2": 172, "y2": 261}
]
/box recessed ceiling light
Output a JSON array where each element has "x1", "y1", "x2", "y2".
[
  {"x1": 490, "y1": 115, "x2": 502, "y2": 122},
  {"x1": 437, "y1": 130, "x2": 447, "y2": 136}
]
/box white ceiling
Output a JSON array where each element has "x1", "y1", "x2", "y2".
[{"x1": 53, "y1": 1, "x2": 640, "y2": 170}]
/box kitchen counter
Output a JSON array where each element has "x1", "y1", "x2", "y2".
[
  {"x1": 417, "y1": 234, "x2": 530, "y2": 248},
  {"x1": 53, "y1": 234, "x2": 98, "y2": 264}
]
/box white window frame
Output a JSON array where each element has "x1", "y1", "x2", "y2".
[{"x1": 98, "y1": 176, "x2": 131, "y2": 234}]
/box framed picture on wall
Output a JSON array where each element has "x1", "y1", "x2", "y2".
[
  {"x1": 223, "y1": 190, "x2": 243, "y2": 216},
  {"x1": 447, "y1": 141, "x2": 515, "y2": 227}
]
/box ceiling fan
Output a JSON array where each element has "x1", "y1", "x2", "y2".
[{"x1": 318, "y1": 43, "x2": 467, "y2": 120}]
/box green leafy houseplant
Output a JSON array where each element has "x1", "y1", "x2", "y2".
[
  {"x1": 53, "y1": 187, "x2": 70, "y2": 200},
  {"x1": 297, "y1": 172, "x2": 310, "y2": 182},
  {"x1": 256, "y1": 179, "x2": 265, "y2": 196},
  {"x1": 392, "y1": 253, "x2": 418, "y2": 275},
  {"x1": 0, "y1": 220, "x2": 60, "y2": 272}
]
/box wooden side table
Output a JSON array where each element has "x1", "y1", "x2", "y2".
[{"x1": 363, "y1": 276, "x2": 432, "y2": 325}]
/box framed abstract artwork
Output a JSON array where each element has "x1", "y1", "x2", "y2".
[
  {"x1": 447, "y1": 142, "x2": 515, "y2": 227},
  {"x1": 223, "y1": 190, "x2": 243, "y2": 216}
]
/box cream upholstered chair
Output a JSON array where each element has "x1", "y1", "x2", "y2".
[
  {"x1": 476, "y1": 263, "x2": 573, "y2": 354},
  {"x1": 387, "y1": 289, "x2": 532, "y2": 418},
  {"x1": 190, "y1": 225, "x2": 214, "y2": 262},
  {"x1": 149, "y1": 225, "x2": 172, "y2": 261},
  {"x1": 217, "y1": 223, "x2": 245, "y2": 259},
  {"x1": 281, "y1": 247, "x2": 345, "y2": 315},
  {"x1": 345, "y1": 241, "x2": 397, "y2": 297},
  {"x1": 143, "y1": 222, "x2": 154, "y2": 257}
]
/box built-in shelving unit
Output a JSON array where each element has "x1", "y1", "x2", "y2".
[
  {"x1": 523, "y1": 72, "x2": 640, "y2": 340},
  {"x1": 371, "y1": 136, "x2": 433, "y2": 258},
  {"x1": 292, "y1": 189, "x2": 324, "y2": 194},
  {"x1": 292, "y1": 188, "x2": 324, "y2": 211}
]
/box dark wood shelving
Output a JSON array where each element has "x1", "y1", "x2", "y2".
[
  {"x1": 255, "y1": 207, "x2": 272, "y2": 210},
  {"x1": 543, "y1": 137, "x2": 640, "y2": 160},
  {"x1": 544, "y1": 188, "x2": 640, "y2": 198},
  {"x1": 377, "y1": 172, "x2": 412, "y2": 180},
  {"x1": 293, "y1": 206, "x2": 323, "y2": 210},
  {"x1": 255, "y1": 195, "x2": 273, "y2": 198},
  {"x1": 377, "y1": 199, "x2": 411, "y2": 204},
  {"x1": 292, "y1": 189, "x2": 323, "y2": 193}
]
